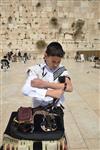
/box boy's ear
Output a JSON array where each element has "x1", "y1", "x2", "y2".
[{"x1": 43, "y1": 53, "x2": 47, "y2": 60}]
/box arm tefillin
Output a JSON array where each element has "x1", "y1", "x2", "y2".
[
  {"x1": 58, "y1": 76, "x2": 67, "y2": 92},
  {"x1": 58, "y1": 76, "x2": 66, "y2": 83}
]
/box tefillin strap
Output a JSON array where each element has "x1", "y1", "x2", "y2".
[{"x1": 53, "y1": 66, "x2": 66, "y2": 80}]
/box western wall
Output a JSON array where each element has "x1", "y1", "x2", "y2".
[{"x1": 0, "y1": 0, "x2": 100, "y2": 57}]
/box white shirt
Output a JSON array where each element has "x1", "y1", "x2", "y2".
[{"x1": 22, "y1": 63, "x2": 70, "y2": 107}]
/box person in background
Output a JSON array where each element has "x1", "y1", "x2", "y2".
[
  {"x1": 1, "y1": 55, "x2": 10, "y2": 70},
  {"x1": 23, "y1": 52, "x2": 28, "y2": 63}
]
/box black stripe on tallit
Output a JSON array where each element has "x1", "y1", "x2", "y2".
[{"x1": 53, "y1": 66, "x2": 66, "y2": 80}]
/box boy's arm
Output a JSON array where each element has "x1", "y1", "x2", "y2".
[
  {"x1": 31, "y1": 77, "x2": 73, "y2": 92},
  {"x1": 46, "y1": 89, "x2": 64, "y2": 99}
]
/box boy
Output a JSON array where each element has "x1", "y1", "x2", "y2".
[{"x1": 22, "y1": 41, "x2": 73, "y2": 108}]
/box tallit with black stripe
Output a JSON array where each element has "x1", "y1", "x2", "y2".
[{"x1": 53, "y1": 66, "x2": 66, "y2": 80}]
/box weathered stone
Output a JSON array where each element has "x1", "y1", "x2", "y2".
[{"x1": 0, "y1": 0, "x2": 100, "y2": 56}]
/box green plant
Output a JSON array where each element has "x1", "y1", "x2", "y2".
[
  {"x1": 50, "y1": 17, "x2": 58, "y2": 26},
  {"x1": 71, "y1": 19, "x2": 85, "y2": 40},
  {"x1": 36, "y1": 40, "x2": 47, "y2": 49},
  {"x1": 58, "y1": 27, "x2": 62, "y2": 34},
  {"x1": 72, "y1": 19, "x2": 85, "y2": 30},
  {"x1": 8, "y1": 16, "x2": 12, "y2": 23},
  {"x1": 8, "y1": 42, "x2": 12, "y2": 47},
  {"x1": 36, "y1": 2, "x2": 41, "y2": 7}
]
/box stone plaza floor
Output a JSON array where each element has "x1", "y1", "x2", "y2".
[{"x1": 0, "y1": 58, "x2": 100, "y2": 150}]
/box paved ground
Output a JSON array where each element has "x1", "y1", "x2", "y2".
[{"x1": 0, "y1": 58, "x2": 100, "y2": 150}]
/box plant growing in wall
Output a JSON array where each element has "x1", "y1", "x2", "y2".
[
  {"x1": 36, "y1": 40, "x2": 47, "y2": 50},
  {"x1": 58, "y1": 27, "x2": 62, "y2": 34},
  {"x1": 36, "y1": 2, "x2": 41, "y2": 8},
  {"x1": 8, "y1": 16, "x2": 13, "y2": 24},
  {"x1": 71, "y1": 19, "x2": 85, "y2": 40},
  {"x1": 2, "y1": 22, "x2": 5, "y2": 25},
  {"x1": 72, "y1": 19, "x2": 85, "y2": 31},
  {"x1": 8, "y1": 42, "x2": 12, "y2": 47},
  {"x1": 97, "y1": 22, "x2": 100, "y2": 30},
  {"x1": 50, "y1": 17, "x2": 58, "y2": 27}
]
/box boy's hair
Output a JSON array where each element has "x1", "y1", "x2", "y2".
[{"x1": 45, "y1": 42, "x2": 65, "y2": 57}]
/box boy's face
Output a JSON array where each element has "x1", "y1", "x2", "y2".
[{"x1": 44, "y1": 54, "x2": 62, "y2": 70}]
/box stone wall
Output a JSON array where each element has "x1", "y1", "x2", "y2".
[{"x1": 0, "y1": 0, "x2": 100, "y2": 57}]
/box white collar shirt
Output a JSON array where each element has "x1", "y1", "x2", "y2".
[{"x1": 22, "y1": 63, "x2": 70, "y2": 107}]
